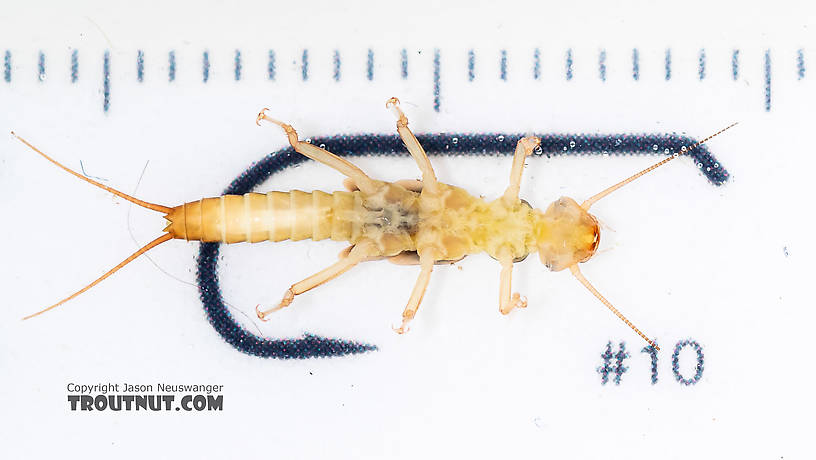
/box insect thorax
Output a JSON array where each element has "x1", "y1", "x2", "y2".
[{"x1": 412, "y1": 183, "x2": 539, "y2": 262}]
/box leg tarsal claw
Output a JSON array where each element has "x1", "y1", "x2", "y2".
[
  {"x1": 255, "y1": 108, "x2": 270, "y2": 126},
  {"x1": 255, "y1": 304, "x2": 270, "y2": 321},
  {"x1": 256, "y1": 108, "x2": 294, "y2": 134},
  {"x1": 392, "y1": 319, "x2": 411, "y2": 335},
  {"x1": 385, "y1": 97, "x2": 400, "y2": 108},
  {"x1": 513, "y1": 293, "x2": 528, "y2": 309},
  {"x1": 386, "y1": 96, "x2": 409, "y2": 127},
  {"x1": 500, "y1": 293, "x2": 528, "y2": 315},
  {"x1": 255, "y1": 289, "x2": 295, "y2": 319}
]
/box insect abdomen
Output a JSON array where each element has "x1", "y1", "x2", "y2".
[{"x1": 164, "y1": 191, "x2": 358, "y2": 244}]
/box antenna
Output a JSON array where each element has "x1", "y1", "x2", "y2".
[
  {"x1": 581, "y1": 122, "x2": 738, "y2": 210},
  {"x1": 570, "y1": 264, "x2": 658, "y2": 350}
]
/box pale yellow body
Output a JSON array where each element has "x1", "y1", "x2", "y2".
[
  {"x1": 161, "y1": 101, "x2": 602, "y2": 333},
  {"x1": 164, "y1": 183, "x2": 544, "y2": 263},
  {"x1": 22, "y1": 97, "x2": 677, "y2": 348}
]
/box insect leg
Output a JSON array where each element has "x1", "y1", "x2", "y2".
[
  {"x1": 256, "y1": 240, "x2": 378, "y2": 320},
  {"x1": 502, "y1": 136, "x2": 541, "y2": 203},
  {"x1": 394, "y1": 249, "x2": 435, "y2": 334},
  {"x1": 498, "y1": 253, "x2": 528, "y2": 315},
  {"x1": 385, "y1": 97, "x2": 440, "y2": 194},
  {"x1": 256, "y1": 109, "x2": 379, "y2": 194}
]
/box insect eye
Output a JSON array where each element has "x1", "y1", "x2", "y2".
[{"x1": 590, "y1": 225, "x2": 600, "y2": 253}]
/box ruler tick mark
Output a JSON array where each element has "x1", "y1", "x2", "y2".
[
  {"x1": 433, "y1": 49, "x2": 440, "y2": 112},
  {"x1": 37, "y1": 51, "x2": 45, "y2": 82},
  {"x1": 234, "y1": 50, "x2": 242, "y2": 81},
  {"x1": 136, "y1": 50, "x2": 144, "y2": 83},
  {"x1": 533, "y1": 48, "x2": 540, "y2": 80},
  {"x1": 301, "y1": 49, "x2": 309, "y2": 81},
  {"x1": 500, "y1": 49, "x2": 507, "y2": 81},
  {"x1": 203, "y1": 51, "x2": 210, "y2": 83},
  {"x1": 333, "y1": 50, "x2": 341, "y2": 82},
  {"x1": 3, "y1": 50, "x2": 10, "y2": 82},
  {"x1": 103, "y1": 50, "x2": 111, "y2": 113},
  {"x1": 765, "y1": 49, "x2": 772, "y2": 112},
  {"x1": 168, "y1": 50, "x2": 176, "y2": 82},
  {"x1": 797, "y1": 49, "x2": 805, "y2": 80},
  {"x1": 732, "y1": 49, "x2": 739, "y2": 81},
  {"x1": 71, "y1": 49, "x2": 78, "y2": 83},
  {"x1": 467, "y1": 49, "x2": 475, "y2": 82},
  {"x1": 268, "y1": 50, "x2": 276, "y2": 81},
  {"x1": 400, "y1": 48, "x2": 408, "y2": 80},
  {"x1": 367, "y1": 49, "x2": 374, "y2": 81}
]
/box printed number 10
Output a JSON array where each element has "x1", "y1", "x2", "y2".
[{"x1": 599, "y1": 339, "x2": 705, "y2": 386}]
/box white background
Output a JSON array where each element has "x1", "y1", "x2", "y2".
[{"x1": 1, "y1": 1, "x2": 814, "y2": 458}]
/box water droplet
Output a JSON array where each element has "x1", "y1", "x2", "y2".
[
  {"x1": 533, "y1": 145, "x2": 543, "y2": 155},
  {"x1": 569, "y1": 140, "x2": 576, "y2": 148},
  {"x1": 562, "y1": 146, "x2": 568, "y2": 151},
  {"x1": 497, "y1": 135, "x2": 505, "y2": 142},
  {"x1": 652, "y1": 144, "x2": 659, "y2": 151},
  {"x1": 664, "y1": 148, "x2": 670, "y2": 154},
  {"x1": 602, "y1": 151, "x2": 609, "y2": 157},
  {"x1": 38, "y1": 74, "x2": 46, "y2": 82},
  {"x1": 681, "y1": 146, "x2": 687, "y2": 152},
  {"x1": 706, "y1": 167, "x2": 711, "y2": 172},
  {"x1": 305, "y1": 138, "x2": 312, "y2": 144},
  {"x1": 714, "y1": 162, "x2": 720, "y2": 168},
  {"x1": 452, "y1": 137, "x2": 458, "y2": 144},
  {"x1": 698, "y1": 163, "x2": 703, "y2": 168},
  {"x1": 319, "y1": 143, "x2": 326, "y2": 149}
]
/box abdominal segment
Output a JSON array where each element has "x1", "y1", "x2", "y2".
[{"x1": 163, "y1": 188, "x2": 421, "y2": 254}]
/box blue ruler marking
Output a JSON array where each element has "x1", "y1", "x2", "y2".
[
  {"x1": 301, "y1": 49, "x2": 308, "y2": 81},
  {"x1": 202, "y1": 51, "x2": 210, "y2": 83},
  {"x1": 5, "y1": 47, "x2": 799, "y2": 114},
  {"x1": 333, "y1": 50, "x2": 340, "y2": 82},
  {"x1": 3, "y1": 50, "x2": 10, "y2": 82},
  {"x1": 267, "y1": 50, "x2": 276, "y2": 81},
  {"x1": 400, "y1": 48, "x2": 408, "y2": 79},
  {"x1": 468, "y1": 49, "x2": 475, "y2": 82},
  {"x1": 136, "y1": 50, "x2": 144, "y2": 82},
  {"x1": 103, "y1": 50, "x2": 110, "y2": 113},
  {"x1": 71, "y1": 49, "x2": 78, "y2": 83},
  {"x1": 367, "y1": 49, "x2": 374, "y2": 81},
  {"x1": 797, "y1": 49, "x2": 805, "y2": 80},
  {"x1": 533, "y1": 48, "x2": 540, "y2": 80},
  {"x1": 500, "y1": 49, "x2": 507, "y2": 81},
  {"x1": 168, "y1": 50, "x2": 176, "y2": 82},
  {"x1": 37, "y1": 51, "x2": 45, "y2": 82},
  {"x1": 234, "y1": 50, "x2": 242, "y2": 81},
  {"x1": 433, "y1": 49, "x2": 440, "y2": 112},
  {"x1": 732, "y1": 49, "x2": 739, "y2": 80},
  {"x1": 765, "y1": 50, "x2": 772, "y2": 112}
]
